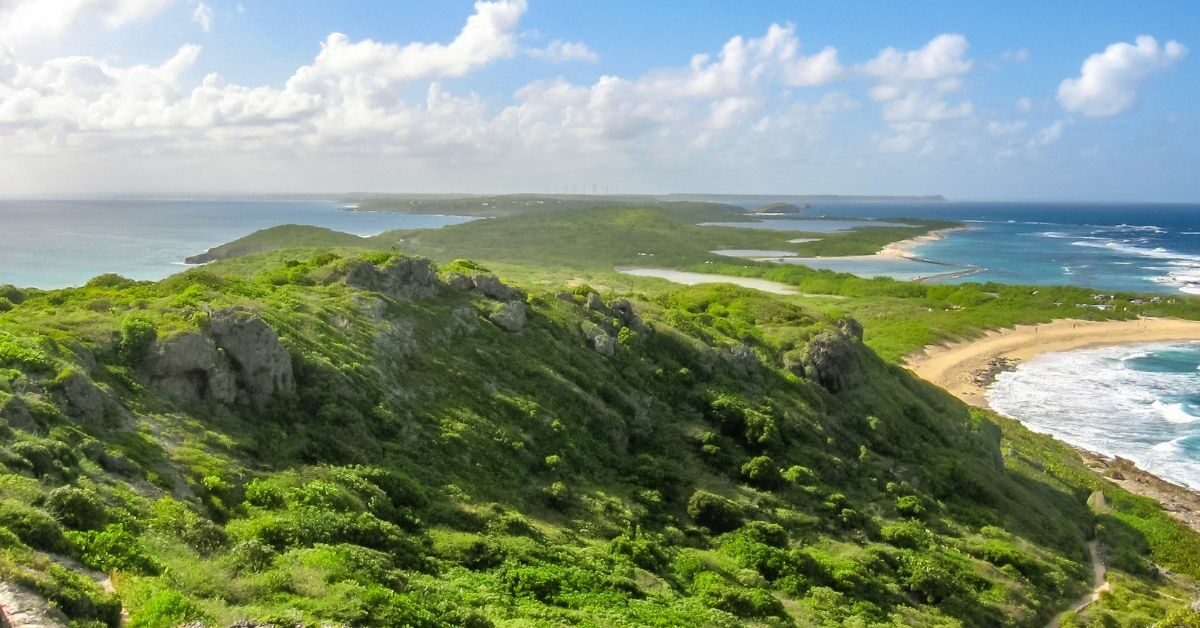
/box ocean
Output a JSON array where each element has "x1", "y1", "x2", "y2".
[
  {"x1": 989, "y1": 342, "x2": 1200, "y2": 489},
  {"x1": 0, "y1": 199, "x2": 473, "y2": 289}
]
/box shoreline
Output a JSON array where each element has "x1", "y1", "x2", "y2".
[
  {"x1": 904, "y1": 317, "x2": 1200, "y2": 532},
  {"x1": 779, "y1": 226, "x2": 983, "y2": 283},
  {"x1": 903, "y1": 317, "x2": 1200, "y2": 408}
]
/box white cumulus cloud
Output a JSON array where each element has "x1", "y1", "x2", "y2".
[
  {"x1": 1058, "y1": 35, "x2": 1187, "y2": 117},
  {"x1": 192, "y1": 1, "x2": 212, "y2": 32},
  {"x1": 0, "y1": 0, "x2": 176, "y2": 47},
  {"x1": 528, "y1": 40, "x2": 599, "y2": 63}
]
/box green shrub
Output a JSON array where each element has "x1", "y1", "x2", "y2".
[
  {"x1": 10, "y1": 439, "x2": 77, "y2": 478},
  {"x1": 692, "y1": 572, "x2": 785, "y2": 619},
  {"x1": 46, "y1": 486, "x2": 107, "y2": 530},
  {"x1": 881, "y1": 521, "x2": 932, "y2": 549},
  {"x1": 0, "y1": 498, "x2": 67, "y2": 551},
  {"x1": 740, "y1": 455, "x2": 783, "y2": 489},
  {"x1": 609, "y1": 533, "x2": 668, "y2": 571},
  {"x1": 129, "y1": 589, "x2": 209, "y2": 628},
  {"x1": 782, "y1": 465, "x2": 817, "y2": 486},
  {"x1": 687, "y1": 490, "x2": 743, "y2": 533},
  {"x1": 895, "y1": 495, "x2": 926, "y2": 519},
  {"x1": 118, "y1": 317, "x2": 158, "y2": 364},
  {"x1": 67, "y1": 524, "x2": 160, "y2": 574}
]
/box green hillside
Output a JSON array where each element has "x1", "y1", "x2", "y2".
[{"x1": 0, "y1": 249, "x2": 1196, "y2": 626}]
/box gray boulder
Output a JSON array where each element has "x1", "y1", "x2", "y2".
[
  {"x1": 586, "y1": 292, "x2": 605, "y2": 311},
  {"x1": 609, "y1": 299, "x2": 645, "y2": 332},
  {"x1": 581, "y1": 322, "x2": 615, "y2": 357},
  {"x1": 149, "y1": 333, "x2": 237, "y2": 405},
  {"x1": 471, "y1": 274, "x2": 524, "y2": 302},
  {"x1": 0, "y1": 394, "x2": 39, "y2": 433},
  {"x1": 489, "y1": 302, "x2": 527, "y2": 332},
  {"x1": 55, "y1": 371, "x2": 108, "y2": 425}
]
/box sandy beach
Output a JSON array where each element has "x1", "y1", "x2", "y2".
[
  {"x1": 766, "y1": 226, "x2": 980, "y2": 283},
  {"x1": 904, "y1": 317, "x2": 1200, "y2": 408},
  {"x1": 877, "y1": 225, "x2": 972, "y2": 260},
  {"x1": 905, "y1": 317, "x2": 1200, "y2": 532}
]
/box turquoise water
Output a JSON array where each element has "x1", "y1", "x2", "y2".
[
  {"x1": 0, "y1": 199, "x2": 473, "y2": 289},
  {"x1": 990, "y1": 342, "x2": 1200, "y2": 489}
]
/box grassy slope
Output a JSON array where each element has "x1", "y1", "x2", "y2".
[{"x1": 0, "y1": 251, "x2": 1195, "y2": 626}]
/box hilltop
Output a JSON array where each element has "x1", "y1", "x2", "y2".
[{"x1": 0, "y1": 246, "x2": 1196, "y2": 625}]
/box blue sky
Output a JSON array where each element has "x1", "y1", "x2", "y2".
[{"x1": 0, "y1": 1, "x2": 1196, "y2": 200}]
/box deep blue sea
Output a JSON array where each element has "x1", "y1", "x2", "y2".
[{"x1": 0, "y1": 199, "x2": 473, "y2": 289}]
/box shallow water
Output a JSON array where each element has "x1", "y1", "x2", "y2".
[
  {"x1": 698, "y1": 218, "x2": 911, "y2": 232},
  {"x1": 711, "y1": 249, "x2": 798, "y2": 258},
  {"x1": 617, "y1": 268, "x2": 797, "y2": 295},
  {"x1": 0, "y1": 199, "x2": 473, "y2": 288},
  {"x1": 989, "y1": 342, "x2": 1200, "y2": 488}
]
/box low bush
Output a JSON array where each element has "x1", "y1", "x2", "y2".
[{"x1": 687, "y1": 490, "x2": 743, "y2": 533}]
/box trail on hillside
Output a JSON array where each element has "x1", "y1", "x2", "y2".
[{"x1": 1048, "y1": 540, "x2": 1110, "y2": 628}]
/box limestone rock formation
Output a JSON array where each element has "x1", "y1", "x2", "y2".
[
  {"x1": 791, "y1": 328, "x2": 864, "y2": 393},
  {"x1": 148, "y1": 310, "x2": 294, "y2": 409}
]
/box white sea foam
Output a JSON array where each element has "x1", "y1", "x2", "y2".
[
  {"x1": 989, "y1": 343, "x2": 1200, "y2": 488},
  {"x1": 1070, "y1": 239, "x2": 1200, "y2": 293},
  {"x1": 1154, "y1": 401, "x2": 1200, "y2": 423}
]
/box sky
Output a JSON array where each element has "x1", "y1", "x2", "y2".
[{"x1": 0, "y1": 1, "x2": 1196, "y2": 201}]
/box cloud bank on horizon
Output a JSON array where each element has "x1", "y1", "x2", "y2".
[{"x1": 0, "y1": 0, "x2": 1193, "y2": 200}]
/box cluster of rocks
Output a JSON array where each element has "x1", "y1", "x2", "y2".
[{"x1": 557, "y1": 291, "x2": 647, "y2": 357}]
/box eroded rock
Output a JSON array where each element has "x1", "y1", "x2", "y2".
[
  {"x1": 208, "y1": 311, "x2": 295, "y2": 408},
  {"x1": 149, "y1": 310, "x2": 294, "y2": 409}
]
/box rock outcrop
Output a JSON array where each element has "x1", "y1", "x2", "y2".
[
  {"x1": 53, "y1": 371, "x2": 110, "y2": 426},
  {"x1": 148, "y1": 310, "x2": 294, "y2": 409},
  {"x1": 345, "y1": 257, "x2": 440, "y2": 300},
  {"x1": 789, "y1": 320, "x2": 866, "y2": 393},
  {"x1": 0, "y1": 394, "x2": 38, "y2": 433}
]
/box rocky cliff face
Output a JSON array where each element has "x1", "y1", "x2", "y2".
[{"x1": 148, "y1": 309, "x2": 294, "y2": 410}]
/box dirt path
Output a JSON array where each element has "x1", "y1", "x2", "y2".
[{"x1": 1048, "y1": 540, "x2": 1111, "y2": 627}]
